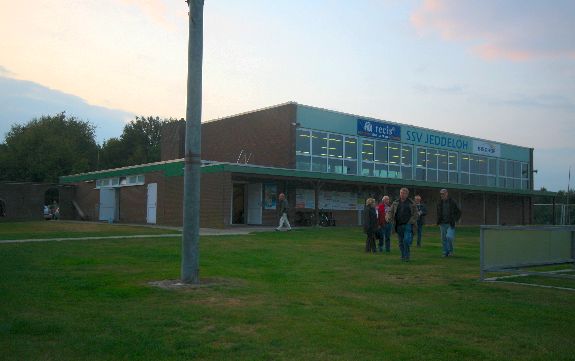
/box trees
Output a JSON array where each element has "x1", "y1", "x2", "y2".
[
  {"x1": 0, "y1": 113, "x2": 98, "y2": 183},
  {"x1": 98, "y1": 116, "x2": 175, "y2": 170}
]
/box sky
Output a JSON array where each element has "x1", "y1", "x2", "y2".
[{"x1": 0, "y1": 0, "x2": 573, "y2": 191}]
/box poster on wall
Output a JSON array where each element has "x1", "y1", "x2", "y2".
[
  {"x1": 319, "y1": 191, "x2": 362, "y2": 210},
  {"x1": 264, "y1": 183, "x2": 277, "y2": 209},
  {"x1": 296, "y1": 189, "x2": 362, "y2": 210},
  {"x1": 296, "y1": 189, "x2": 315, "y2": 209}
]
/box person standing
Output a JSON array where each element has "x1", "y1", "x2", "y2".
[
  {"x1": 276, "y1": 193, "x2": 292, "y2": 231},
  {"x1": 388, "y1": 188, "x2": 418, "y2": 262},
  {"x1": 363, "y1": 198, "x2": 378, "y2": 253},
  {"x1": 377, "y1": 196, "x2": 392, "y2": 253},
  {"x1": 414, "y1": 195, "x2": 427, "y2": 247},
  {"x1": 436, "y1": 189, "x2": 461, "y2": 257}
]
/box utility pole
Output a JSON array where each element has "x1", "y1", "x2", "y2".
[{"x1": 182, "y1": 0, "x2": 204, "y2": 284}]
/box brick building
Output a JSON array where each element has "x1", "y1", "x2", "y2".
[{"x1": 60, "y1": 102, "x2": 553, "y2": 227}]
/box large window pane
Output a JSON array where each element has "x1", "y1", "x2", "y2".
[
  {"x1": 402, "y1": 145, "x2": 413, "y2": 166},
  {"x1": 344, "y1": 137, "x2": 357, "y2": 159},
  {"x1": 403, "y1": 166, "x2": 413, "y2": 180},
  {"x1": 361, "y1": 162, "x2": 374, "y2": 176},
  {"x1": 374, "y1": 163, "x2": 388, "y2": 177},
  {"x1": 312, "y1": 157, "x2": 327, "y2": 172},
  {"x1": 514, "y1": 178, "x2": 521, "y2": 189},
  {"x1": 388, "y1": 164, "x2": 401, "y2": 178},
  {"x1": 328, "y1": 134, "x2": 343, "y2": 158},
  {"x1": 477, "y1": 156, "x2": 487, "y2": 174},
  {"x1": 312, "y1": 131, "x2": 328, "y2": 157},
  {"x1": 328, "y1": 158, "x2": 343, "y2": 173},
  {"x1": 499, "y1": 159, "x2": 506, "y2": 177},
  {"x1": 448, "y1": 152, "x2": 458, "y2": 172},
  {"x1": 296, "y1": 155, "x2": 311, "y2": 171},
  {"x1": 488, "y1": 158, "x2": 497, "y2": 175},
  {"x1": 361, "y1": 139, "x2": 374, "y2": 161},
  {"x1": 461, "y1": 154, "x2": 470, "y2": 172},
  {"x1": 507, "y1": 160, "x2": 514, "y2": 179},
  {"x1": 449, "y1": 172, "x2": 458, "y2": 184},
  {"x1": 416, "y1": 147, "x2": 426, "y2": 168},
  {"x1": 344, "y1": 160, "x2": 357, "y2": 175},
  {"x1": 389, "y1": 142, "x2": 401, "y2": 166},
  {"x1": 416, "y1": 168, "x2": 426, "y2": 181},
  {"x1": 374, "y1": 141, "x2": 388, "y2": 163},
  {"x1": 427, "y1": 169, "x2": 437, "y2": 182},
  {"x1": 427, "y1": 149, "x2": 438, "y2": 169},
  {"x1": 460, "y1": 172, "x2": 469, "y2": 185},
  {"x1": 522, "y1": 179, "x2": 529, "y2": 189},
  {"x1": 513, "y1": 161, "x2": 521, "y2": 178},
  {"x1": 438, "y1": 170, "x2": 448, "y2": 183},
  {"x1": 487, "y1": 175, "x2": 496, "y2": 187},
  {"x1": 470, "y1": 155, "x2": 478, "y2": 173},
  {"x1": 296, "y1": 129, "x2": 311, "y2": 154},
  {"x1": 521, "y1": 163, "x2": 529, "y2": 179},
  {"x1": 438, "y1": 150, "x2": 448, "y2": 170}
]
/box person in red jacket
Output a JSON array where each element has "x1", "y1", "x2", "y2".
[{"x1": 377, "y1": 196, "x2": 392, "y2": 253}]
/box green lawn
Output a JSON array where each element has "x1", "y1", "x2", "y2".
[
  {"x1": 0, "y1": 221, "x2": 179, "y2": 240},
  {"x1": 1, "y1": 224, "x2": 574, "y2": 360}
]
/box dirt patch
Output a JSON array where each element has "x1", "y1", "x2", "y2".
[{"x1": 147, "y1": 277, "x2": 244, "y2": 290}]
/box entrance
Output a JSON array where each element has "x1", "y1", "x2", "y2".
[
  {"x1": 99, "y1": 188, "x2": 118, "y2": 222},
  {"x1": 146, "y1": 183, "x2": 157, "y2": 224},
  {"x1": 232, "y1": 184, "x2": 246, "y2": 224},
  {"x1": 246, "y1": 183, "x2": 262, "y2": 225}
]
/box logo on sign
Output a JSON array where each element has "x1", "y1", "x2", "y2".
[
  {"x1": 472, "y1": 140, "x2": 500, "y2": 157},
  {"x1": 357, "y1": 119, "x2": 401, "y2": 141}
]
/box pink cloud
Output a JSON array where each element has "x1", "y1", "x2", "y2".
[
  {"x1": 411, "y1": 0, "x2": 575, "y2": 61},
  {"x1": 118, "y1": 0, "x2": 176, "y2": 31}
]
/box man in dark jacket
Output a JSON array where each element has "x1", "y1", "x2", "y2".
[
  {"x1": 388, "y1": 188, "x2": 418, "y2": 262},
  {"x1": 436, "y1": 189, "x2": 461, "y2": 257},
  {"x1": 414, "y1": 195, "x2": 427, "y2": 247},
  {"x1": 363, "y1": 198, "x2": 378, "y2": 253}
]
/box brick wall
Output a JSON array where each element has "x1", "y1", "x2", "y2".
[
  {"x1": 201, "y1": 103, "x2": 297, "y2": 167},
  {"x1": 0, "y1": 182, "x2": 75, "y2": 221}
]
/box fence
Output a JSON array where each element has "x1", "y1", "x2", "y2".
[
  {"x1": 480, "y1": 225, "x2": 575, "y2": 284},
  {"x1": 533, "y1": 204, "x2": 575, "y2": 225}
]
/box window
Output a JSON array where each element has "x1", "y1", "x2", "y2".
[
  {"x1": 328, "y1": 158, "x2": 343, "y2": 173},
  {"x1": 312, "y1": 157, "x2": 327, "y2": 172},
  {"x1": 402, "y1": 145, "x2": 413, "y2": 180},
  {"x1": 374, "y1": 141, "x2": 388, "y2": 163},
  {"x1": 344, "y1": 137, "x2": 357, "y2": 160},
  {"x1": 388, "y1": 142, "x2": 401, "y2": 166},
  {"x1": 296, "y1": 155, "x2": 311, "y2": 171},
  {"x1": 296, "y1": 129, "x2": 311, "y2": 155},
  {"x1": 361, "y1": 139, "x2": 374, "y2": 161},
  {"x1": 312, "y1": 131, "x2": 328, "y2": 157},
  {"x1": 344, "y1": 160, "x2": 357, "y2": 175},
  {"x1": 328, "y1": 134, "x2": 343, "y2": 158}
]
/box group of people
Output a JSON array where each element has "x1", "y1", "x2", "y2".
[{"x1": 363, "y1": 188, "x2": 461, "y2": 261}]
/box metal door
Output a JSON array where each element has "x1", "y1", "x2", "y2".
[
  {"x1": 99, "y1": 188, "x2": 117, "y2": 222},
  {"x1": 246, "y1": 183, "x2": 262, "y2": 225},
  {"x1": 146, "y1": 183, "x2": 157, "y2": 224}
]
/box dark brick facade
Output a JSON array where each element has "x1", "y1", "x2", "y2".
[{"x1": 0, "y1": 182, "x2": 75, "y2": 222}]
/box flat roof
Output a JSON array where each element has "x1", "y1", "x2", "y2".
[{"x1": 60, "y1": 160, "x2": 555, "y2": 197}]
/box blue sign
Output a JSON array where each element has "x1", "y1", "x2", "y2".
[{"x1": 357, "y1": 119, "x2": 401, "y2": 141}]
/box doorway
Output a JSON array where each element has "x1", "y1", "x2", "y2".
[
  {"x1": 146, "y1": 183, "x2": 157, "y2": 224},
  {"x1": 232, "y1": 184, "x2": 246, "y2": 224},
  {"x1": 99, "y1": 188, "x2": 118, "y2": 222}
]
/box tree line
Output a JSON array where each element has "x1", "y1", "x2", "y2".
[{"x1": 0, "y1": 113, "x2": 181, "y2": 183}]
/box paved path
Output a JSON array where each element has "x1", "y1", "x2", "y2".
[{"x1": 0, "y1": 224, "x2": 280, "y2": 244}]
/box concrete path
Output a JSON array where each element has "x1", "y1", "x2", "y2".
[{"x1": 0, "y1": 224, "x2": 280, "y2": 244}]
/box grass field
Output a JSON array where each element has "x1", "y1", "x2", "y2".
[{"x1": 1, "y1": 223, "x2": 574, "y2": 360}]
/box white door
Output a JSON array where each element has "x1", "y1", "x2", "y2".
[
  {"x1": 246, "y1": 183, "x2": 262, "y2": 225},
  {"x1": 147, "y1": 183, "x2": 157, "y2": 224},
  {"x1": 99, "y1": 188, "x2": 117, "y2": 221}
]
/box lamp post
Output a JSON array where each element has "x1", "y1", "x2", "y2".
[{"x1": 181, "y1": 0, "x2": 204, "y2": 284}]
